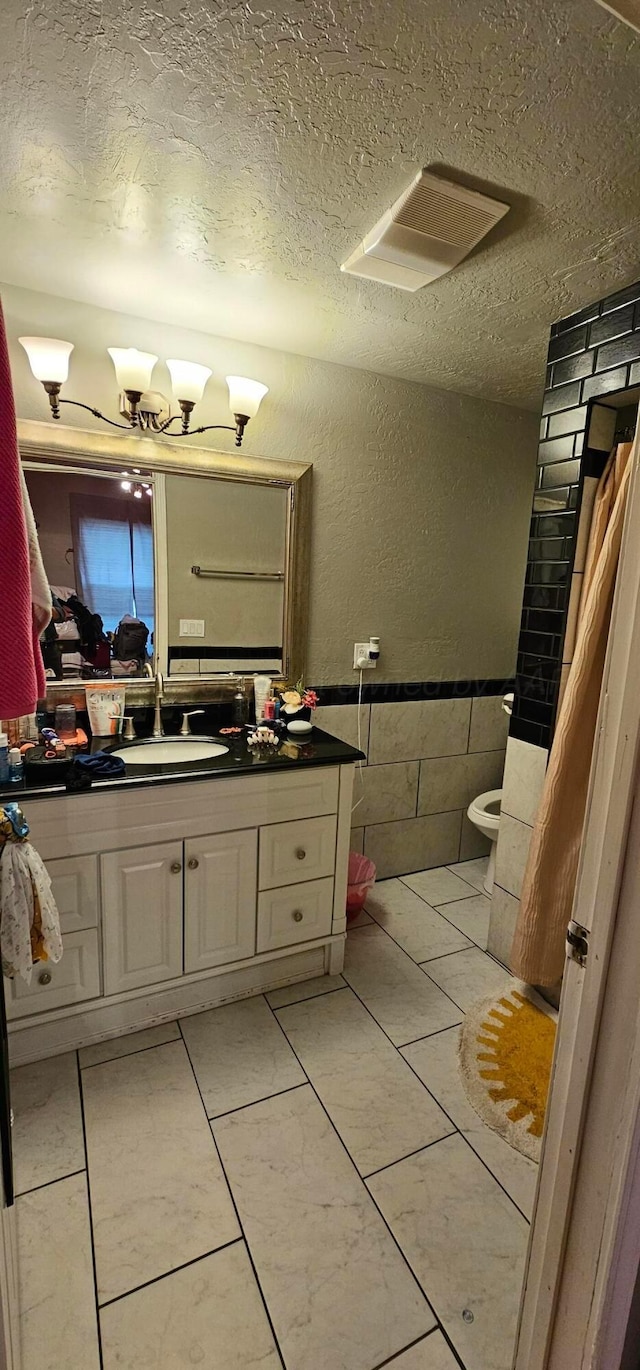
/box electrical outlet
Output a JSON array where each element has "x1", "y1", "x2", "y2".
[
  {"x1": 353, "y1": 642, "x2": 375, "y2": 669},
  {"x1": 180, "y1": 619, "x2": 205, "y2": 637}
]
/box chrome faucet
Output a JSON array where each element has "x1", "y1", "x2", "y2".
[{"x1": 153, "y1": 671, "x2": 164, "y2": 738}]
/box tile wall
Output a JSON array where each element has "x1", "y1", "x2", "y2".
[
  {"x1": 489, "y1": 275, "x2": 640, "y2": 971},
  {"x1": 314, "y1": 691, "x2": 509, "y2": 880},
  {"x1": 512, "y1": 276, "x2": 640, "y2": 751}
]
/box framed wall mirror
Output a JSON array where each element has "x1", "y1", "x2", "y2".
[{"x1": 18, "y1": 421, "x2": 312, "y2": 695}]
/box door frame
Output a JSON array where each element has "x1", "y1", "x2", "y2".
[{"x1": 515, "y1": 427, "x2": 640, "y2": 1368}]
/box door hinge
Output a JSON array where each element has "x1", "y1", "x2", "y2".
[{"x1": 566, "y1": 919, "x2": 590, "y2": 967}]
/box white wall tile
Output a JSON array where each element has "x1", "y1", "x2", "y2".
[
  {"x1": 468, "y1": 695, "x2": 509, "y2": 753},
  {"x1": 487, "y1": 885, "x2": 520, "y2": 968},
  {"x1": 314, "y1": 703, "x2": 370, "y2": 758},
  {"x1": 356, "y1": 761, "x2": 419, "y2": 826},
  {"x1": 459, "y1": 814, "x2": 491, "y2": 861},
  {"x1": 368, "y1": 699, "x2": 471, "y2": 765},
  {"x1": 494, "y1": 814, "x2": 533, "y2": 899},
  {"x1": 364, "y1": 811, "x2": 462, "y2": 879},
  {"x1": 501, "y1": 736, "x2": 548, "y2": 826}
]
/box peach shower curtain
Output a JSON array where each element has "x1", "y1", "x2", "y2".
[{"x1": 511, "y1": 422, "x2": 638, "y2": 987}]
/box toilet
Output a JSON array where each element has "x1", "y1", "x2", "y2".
[{"x1": 467, "y1": 789, "x2": 502, "y2": 895}]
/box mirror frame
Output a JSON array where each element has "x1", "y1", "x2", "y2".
[{"x1": 18, "y1": 419, "x2": 312, "y2": 703}]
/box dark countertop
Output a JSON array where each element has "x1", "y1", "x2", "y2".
[{"x1": 0, "y1": 728, "x2": 365, "y2": 805}]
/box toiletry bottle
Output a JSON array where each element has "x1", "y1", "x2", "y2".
[
  {"x1": 263, "y1": 694, "x2": 275, "y2": 721},
  {"x1": 253, "y1": 675, "x2": 272, "y2": 723},
  {"x1": 232, "y1": 684, "x2": 247, "y2": 726},
  {"x1": 0, "y1": 734, "x2": 9, "y2": 785},
  {"x1": 8, "y1": 749, "x2": 23, "y2": 783}
]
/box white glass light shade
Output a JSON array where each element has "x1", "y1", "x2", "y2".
[
  {"x1": 107, "y1": 347, "x2": 158, "y2": 392},
  {"x1": 166, "y1": 359, "x2": 212, "y2": 403},
  {"x1": 19, "y1": 337, "x2": 74, "y2": 383},
  {"x1": 226, "y1": 376, "x2": 268, "y2": 419}
]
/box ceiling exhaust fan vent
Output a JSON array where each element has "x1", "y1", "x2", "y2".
[{"x1": 341, "y1": 170, "x2": 510, "y2": 292}]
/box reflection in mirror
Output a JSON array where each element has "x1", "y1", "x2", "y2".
[
  {"x1": 25, "y1": 467, "x2": 154, "y2": 682},
  {"x1": 165, "y1": 474, "x2": 288, "y2": 677}
]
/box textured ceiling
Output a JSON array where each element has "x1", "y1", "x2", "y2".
[{"x1": 0, "y1": 0, "x2": 639, "y2": 409}]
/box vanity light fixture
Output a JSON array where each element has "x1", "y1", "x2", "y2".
[{"x1": 18, "y1": 338, "x2": 268, "y2": 447}]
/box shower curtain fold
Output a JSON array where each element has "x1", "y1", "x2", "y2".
[{"x1": 510, "y1": 425, "x2": 637, "y2": 987}]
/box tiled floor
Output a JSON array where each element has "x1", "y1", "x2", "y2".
[{"x1": 11, "y1": 858, "x2": 537, "y2": 1370}]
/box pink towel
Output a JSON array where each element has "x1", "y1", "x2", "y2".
[{"x1": 0, "y1": 300, "x2": 49, "y2": 718}]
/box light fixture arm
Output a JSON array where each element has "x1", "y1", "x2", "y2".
[{"x1": 51, "y1": 396, "x2": 140, "y2": 432}]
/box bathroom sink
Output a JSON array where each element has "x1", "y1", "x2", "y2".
[{"x1": 111, "y1": 737, "x2": 229, "y2": 766}]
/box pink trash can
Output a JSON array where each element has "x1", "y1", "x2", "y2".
[{"x1": 346, "y1": 852, "x2": 376, "y2": 923}]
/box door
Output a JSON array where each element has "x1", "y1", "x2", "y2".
[
  {"x1": 516, "y1": 428, "x2": 640, "y2": 1367},
  {"x1": 184, "y1": 829, "x2": 257, "y2": 974},
  {"x1": 101, "y1": 842, "x2": 183, "y2": 995}
]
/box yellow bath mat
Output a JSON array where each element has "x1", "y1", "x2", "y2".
[{"x1": 458, "y1": 986, "x2": 557, "y2": 1161}]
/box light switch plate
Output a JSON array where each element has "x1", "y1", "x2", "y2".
[{"x1": 179, "y1": 619, "x2": 205, "y2": 637}]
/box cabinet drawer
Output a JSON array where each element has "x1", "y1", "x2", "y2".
[
  {"x1": 5, "y1": 928, "x2": 100, "y2": 1020},
  {"x1": 259, "y1": 816, "x2": 337, "y2": 890},
  {"x1": 46, "y1": 855, "x2": 99, "y2": 934},
  {"x1": 257, "y1": 877, "x2": 334, "y2": 953}
]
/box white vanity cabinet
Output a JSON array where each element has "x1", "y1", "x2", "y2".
[
  {"x1": 5, "y1": 762, "x2": 355, "y2": 1066},
  {"x1": 184, "y1": 829, "x2": 258, "y2": 974},
  {"x1": 101, "y1": 842, "x2": 184, "y2": 995}
]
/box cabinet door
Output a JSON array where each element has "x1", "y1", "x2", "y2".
[
  {"x1": 184, "y1": 829, "x2": 257, "y2": 974},
  {"x1": 101, "y1": 842, "x2": 183, "y2": 995},
  {"x1": 45, "y1": 855, "x2": 99, "y2": 933}
]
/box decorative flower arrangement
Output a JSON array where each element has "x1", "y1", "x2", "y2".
[{"x1": 279, "y1": 679, "x2": 319, "y2": 722}]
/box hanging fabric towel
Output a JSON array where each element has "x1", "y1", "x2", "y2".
[
  {"x1": 0, "y1": 806, "x2": 62, "y2": 983},
  {"x1": 0, "y1": 299, "x2": 50, "y2": 718}
]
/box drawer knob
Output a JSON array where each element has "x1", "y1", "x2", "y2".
[
  {"x1": 292, "y1": 909, "x2": 304, "y2": 923},
  {"x1": 188, "y1": 857, "x2": 199, "y2": 870},
  {"x1": 38, "y1": 971, "x2": 52, "y2": 986},
  {"x1": 170, "y1": 861, "x2": 182, "y2": 874},
  {"x1": 295, "y1": 848, "x2": 306, "y2": 861}
]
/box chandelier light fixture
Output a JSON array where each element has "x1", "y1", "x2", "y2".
[{"x1": 18, "y1": 338, "x2": 269, "y2": 447}]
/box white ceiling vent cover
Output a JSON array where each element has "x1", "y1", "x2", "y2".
[{"x1": 341, "y1": 171, "x2": 510, "y2": 292}]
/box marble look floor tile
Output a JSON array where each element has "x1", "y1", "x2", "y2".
[
  {"x1": 101, "y1": 1242, "x2": 280, "y2": 1369},
  {"x1": 446, "y1": 857, "x2": 489, "y2": 892},
  {"x1": 180, "y1": 994, "x2": 305, "y2": 1116},
  {"x1": 434, "y1": 893, "x2": 491, "y2": 950},
  {"x1": 368, "y1": 1133, "x2": 528, "y2": 1370},
  {"x1": 79, "y1": 1020, "x2": 180, "y2": 1068},
  {"x1": 389, "y1": 1330, "x2": 461, "y2": 1368},
  {"x1": 266, "y1": 973, "x2": 347, "y2": 1009},
  {"x1": 17, "y1": 1173, "x2": 100, "y2": 1370},
  {"x1": 366, "y1": 879, "x2": 472, "y2": 963},
  {"x1": 343, "y1": 925, "x2": 462, "y2": 1046},
  {"x1": 11, "y1": 1051, "x2": 84, "y2": 1196},
  {"x1": 82, "y1": 1040, "x2": 239, "y2": 1303},
  {"x1": 348, "y1": 908, "x2": 374, "y2": 927},
  {"x1": 214, "y1": 1085, "x2": 435, "y2": 1370},
  {"x1": 403, "y1": 866, "x2": 477, "y2": 905},
  {"x1": 422, "y1": 947, "x2": 509, "y2": 1013},
  {"x1": 402, "y1": 1027, "x2": 538, "y2": 1218},
  {"x1": 276, "y1": 989, "x2": 452, "y2": 1174}
]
